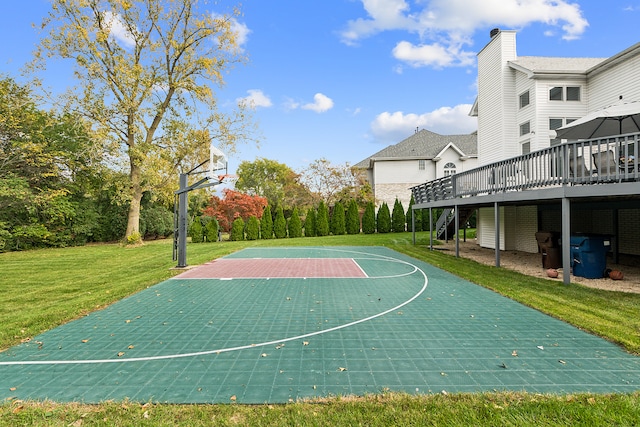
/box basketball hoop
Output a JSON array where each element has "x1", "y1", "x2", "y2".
[{"x1": 217, "y1": 174, "x2": 238, "y2": 183}]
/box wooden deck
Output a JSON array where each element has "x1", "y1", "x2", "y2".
[{"x1": 412, "y1": 133, "x2": 640, "y2": 207}]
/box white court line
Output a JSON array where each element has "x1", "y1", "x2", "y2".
[
  {"x1": 351, "y1": 258, "x2": 369, "y2": 278},
  {"x1": 0, "y1": 248, "x2": 427, "y2": 366}
]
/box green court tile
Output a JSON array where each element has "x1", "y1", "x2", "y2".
[{"x1": 1, "y1": 246, "x2": 640, "y2": 403}]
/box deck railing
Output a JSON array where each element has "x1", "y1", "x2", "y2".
[{"x1": 412, "y1": 133, "x2": 640, "y2": 204}]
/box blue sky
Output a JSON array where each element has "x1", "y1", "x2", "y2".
[{"x1": 1, "y1": 1, "x2": 640, "y2": 174}]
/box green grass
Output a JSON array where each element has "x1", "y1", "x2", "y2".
[
  {"x1": 2, "y1": 392, "x2": 639, "y2": 426},
  {"x1": 1, "y1": 232, "x2": 640, "y2": 425}
]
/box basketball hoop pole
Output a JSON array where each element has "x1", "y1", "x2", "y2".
[{"x1": 173, "y1": 150, "x2": 228, "y2": 268}]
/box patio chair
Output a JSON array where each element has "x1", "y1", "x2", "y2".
[
  {"x1": 592, "y1": 150, "x2": 618, "y2": 179},
  {"x1": 569, "y1": 155, "x2": 592, "y2": 181}
]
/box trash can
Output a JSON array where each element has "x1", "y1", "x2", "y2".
[
  {"x1": 570, "y1": 234, "x2": 610, "y2": 279},
  {"x1": 535, "y1": 231, "x2": 561, "y2": 269}
]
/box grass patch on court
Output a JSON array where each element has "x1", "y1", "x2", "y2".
[{"x1": 2, "y1": 392, "x2": 640, "y2": 426}]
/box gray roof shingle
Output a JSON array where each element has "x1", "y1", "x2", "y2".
[{"x1": 354, "y1": 129, "x2": 477, "y2": 168}]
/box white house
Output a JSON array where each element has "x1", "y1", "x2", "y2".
[
  {"x1": 471, "y1": 30, "x2": 640, "y2": 254},
  {"x1": 355, "y1": 129, "x2": 477, "y2": 209},
  {"x1": 411, "y1": 29, "x2": 640, "y2": 283}
]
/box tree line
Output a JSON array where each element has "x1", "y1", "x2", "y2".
[{"x1": 188, "y1": 192, "x2": 451, "y2": 242}]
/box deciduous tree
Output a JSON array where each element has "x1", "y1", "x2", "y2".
[
  {"x1": 236, "y1": 158, "x2": 313, "y2": 210},
  {"x1": 202, "y1": 189, "x2": 266, "y2": 232},
  {"x1": 34, "y1": 0, "x2": 256, "y2": 242}
]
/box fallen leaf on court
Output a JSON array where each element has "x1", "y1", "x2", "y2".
[
  {"x1": 537, "y1": 345, "x2": 544, "y2": 350},
  {"x1": 440, "y1": 372, "x2": 447, "y2": 376},
  {"x1": 286, "y1": 297, "x2": 292, "y2": 300},
  {"x1": 143, "y1": 411, "x2": 149, "y2": 419},
  {"x1": 303, "y1": 341, "x2": 309, "y2": 346},
  {"x1": 230, "y1": 395, "x2": 236, "y2": 401},
  {"x1": 128, "y1": 345, "x2": 134, "y2": 349},
  {"x1": 81, "y1": 339, "x2": 89, "y2": 343},
  {"x1": 313, "y1": 385, "x2": 317, "y2": 390},
  {"x1": 117, "y1": 352, "x2": 125, "y2": 357},
  {"x1": 9, "y1": 387, "x2": 16, "y2": 391},
  {"x1": 512, "y1": 350, "x2": 518, "y2": 357},
  {"x1": 125, "y1": 320, "x2": 131, "y2": 324},
  {"x1": 12, "y1": 405, "x2": 23, "y2": 414},
  {"x1": 397, "y1": 311, "x2": 403, "y2": 315},
  {"x1": 559, "y1": 359, "x2": 566, "y2": 364},
  {"x1": 261, "y1": 353, "x2": 268, "y2": 357},
  {"x1": 338, "y1": 367, "x2": 347, "y2": 372}
]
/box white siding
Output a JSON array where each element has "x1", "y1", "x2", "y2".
[
  {"x1": 372, "y1": 159, "x2": 435, "y2": 208},
  {"x1": 373, "y1": 159, "x2": 433, "y2": 184},
  {"x1": 477, "y1": 31, "x2": 518, "y2": 166},
  {"x1": 589, "y1": 49, "x2": 640, "y2": 108},
  {"x1": 514, "y1": 206, "x2": 539, "y2": 253},
  {"x1": 478, "y1": 206, "x2": 506, "y2": 250}
]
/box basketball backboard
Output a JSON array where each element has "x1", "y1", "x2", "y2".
[{"x1": 209, "y1": 144, "x2": 227, "y2": 180}]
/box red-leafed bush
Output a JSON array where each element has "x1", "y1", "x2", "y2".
[{"x1": 203, "y1": 189, "x2": 267, "y2": 232}]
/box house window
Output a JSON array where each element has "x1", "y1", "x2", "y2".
[
  {"x1": 443, "y1": 162, "x2": 456, "y2": 176},
  {"x1": 522, "y1": 141, "x2": 530, "y2": 154},
  {"x1": 549, "y1": 118, "x2": 563, "y2": 130},
  {"x1": 418, "y1": 159, "x2": 425, "y2": 170},
  {"x1": 549, "y1": 87, "x2": 563, "y2": 101},
  {"x1": 550, "y1": 86, "x2": 581, "y2": 101},
  {"x1": 566, "y1": 86, "x2": 581, "y2": 101},
  {"x1": 550, "y1": 118, "x2": 577, "y2": 145},
  {"x1": 519, "y1": 90, "x2": 530, "y2": 109},
  {"x1": 519, "y1": 121, "x2": 531, "y2": 136},
  {"x1": 549, "y1": 118, "x2": 563, "y2": 146}
]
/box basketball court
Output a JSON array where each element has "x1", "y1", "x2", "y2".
[{"x1": 1, "y1": 246, "x2": 639, "y2": 403}]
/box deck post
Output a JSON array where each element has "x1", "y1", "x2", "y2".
[
  {"x1": 429, "y1": 208, "x2": 433, "y2": 251},
  {"x1": 561, "y1": 197, "x2": 571, "y2": 285},
  {"x1": 455, "y1": 205, "x2": 460, "y2": 258},
  {"x1": 412, "y1": 206, "x2": 416, "y2": 245},
  {"x1": 494, "y1": 202, "x2": 500, "y2": 267}
]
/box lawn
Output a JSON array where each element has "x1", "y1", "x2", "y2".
[{"x1": 1, "y1": 233, "x2": 639, "y2": 425}]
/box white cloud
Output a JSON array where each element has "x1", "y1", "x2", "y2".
[
  {"x1": 230, "y1": 18, "x2": 251, "y2": 47},
  {"x1": 392, "y1": 40, "x2": 475, "y2": 68},
  {"x1": 237, "y1": 89, "x2": 272, "y2": 108},
  {"x1": 103, "y1": 11, "x2": 136, "y2": 49},
  {"x1": 341, "y1": 0, "x2": 588, "y2": 67},
  {"x1": 370, "y1": 104, "x2": 477, "y2": 143},
  {"x1": 301, "y1": 93, "x2": 334, "y2": 113}
]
